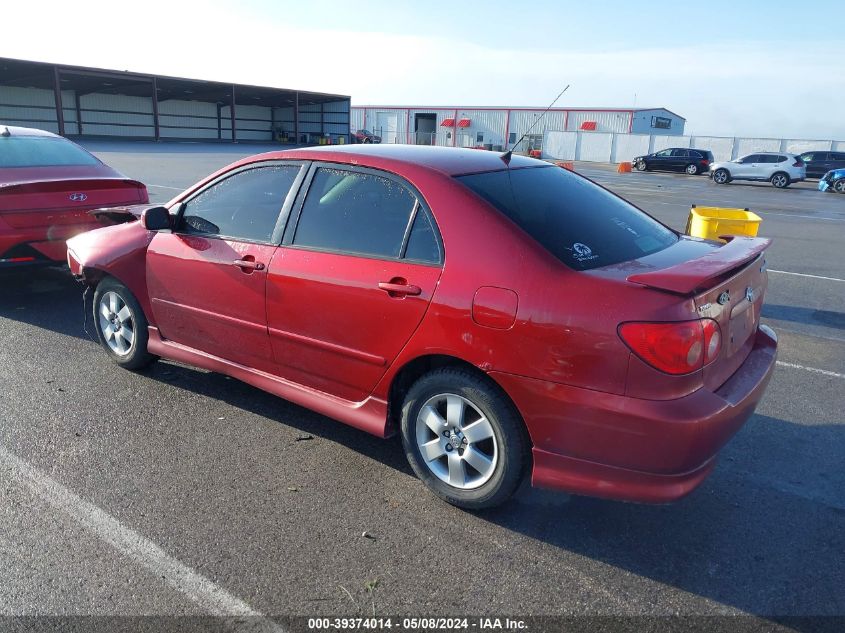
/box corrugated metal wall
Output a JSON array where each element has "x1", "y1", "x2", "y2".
[
  {"x1": 78, "y1": 93, "x2": 154, "y2": 137},
  {"x1": 323, "y1": 99, "x2": 350, "y2": 138},
  {"x1": 2, "y1": 83, "x2": 348, "y2": 142},
  {"x1": 508, "y1": 110, "x2": 566, "y2": 151},
  {"x1": 566, "y1": 110, "x2": 632, "y2": 133},
  {"x1": 0, "y1": 86, "x2": 74, "y2": 133},
  {"x1": 158, "y1": 100, "x2": 219, "y2": 139}
]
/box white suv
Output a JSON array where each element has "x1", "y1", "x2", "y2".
[{"x1": 710, "y1": 153, "x2": 806, "y2": 188}]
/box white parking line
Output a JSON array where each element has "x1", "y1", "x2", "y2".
[
  {"x1": 0, "y1": 446, "x2": 283, "y2": 630},
  {"x1": 762, "y1": 212, "x2": 845, "y2": 222},
  {"x1": 769, "y1": 270, "x2": 845, "y2": 283},
  {"x1": 776, "y1": 361, "x2": 845, "y2": 379}
]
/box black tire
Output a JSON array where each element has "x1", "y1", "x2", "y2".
[
  {"x1": 833, "y1": 178, "x2": 845, "y2": 194},
  {"x1": 92, "y1": 277, "x2": 156, "y2": 370},
  {"x1": 400, "y1": 368, "x2": 528, "y2": 510},
  {"x1": 712, "y1": 168, "x2": 730, "y2": 184},
  {"x1": 685, "y1": 163, "x2": 699, "y2": 175},
  {"x1": 770, "y1": 172, "x2": 790, "y2": 188},
  {"x1": 362, "y1": 137, "x2": 372, "y2": 144},
  {"x1": 634, "y1": 160, "x2": 647, "y2": 171}
]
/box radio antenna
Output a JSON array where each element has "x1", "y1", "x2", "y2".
[{"x1": 501, "y1": 83, "x2": 570, "y2": 165}]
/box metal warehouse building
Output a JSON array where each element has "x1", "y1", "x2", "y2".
[
  {"x1": 351, "y1": 105, "x2": 685, "y2": 151},
  {"x1": 0, "y1": 57, "x2": 351, "y2": 143}
]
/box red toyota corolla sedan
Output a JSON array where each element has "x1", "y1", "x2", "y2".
[
  {"x1": 0, "y1": 125, "x2": 147, "y2": 267},
  {"x1": 66, "y1": 145, "x2": 777, "y2": 509}
]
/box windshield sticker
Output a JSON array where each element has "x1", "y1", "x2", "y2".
[{"x1": 570, "y1": 242, "x2": 599, "y2": 263}]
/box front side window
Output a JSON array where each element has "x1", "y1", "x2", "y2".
[
  {"x1": 293, "y1": 168, "x2": 418, "y2": 259},
  {"x1": 457, "y1": 166, "x2": 677, "y2": 271},
  {"x1": 654, "y1": 149, "x2": 672, "y2": 157},
  {"x1": 181, "y1": 164, "x2": 300, "y2": 242},
  {"x1": 0, "y1": 136, "x2": 100, "y2": 168}
]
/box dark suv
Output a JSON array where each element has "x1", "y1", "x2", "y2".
[
  {"x1": 633, "y1": 148, "x2": 715, "y2": 175},
  {"x1": 351, "y1": 129, "x2": 382, "y2": 144},
  {"x1": 797, "y1": 151, "x2": 845, "y2": 179}
]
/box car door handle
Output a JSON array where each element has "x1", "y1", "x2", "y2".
[
  {"x1": 233, "y1": 259, "x2": 265, "y2": 271},
  {"x1": 378, "y1": 280, "x2": 421, "y2": 297}
]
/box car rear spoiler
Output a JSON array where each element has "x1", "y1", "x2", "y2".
[{"x1": 627, "y1": 236, "x2": 771, "y2": 295}]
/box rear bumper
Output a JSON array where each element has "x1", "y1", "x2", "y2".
[
  {"x1": 0, "y1": 222, "x2": 101, "y2": 264},
  {"x1": 490, "y1": 324, "x2": 778, "y2": 503}
]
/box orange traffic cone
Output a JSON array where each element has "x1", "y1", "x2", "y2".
[{"x1": 618, "y1": 162, "x2": 633, "y2": 173}]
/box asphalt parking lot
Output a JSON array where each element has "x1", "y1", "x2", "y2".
[{"x1": 1, "y1": 142, "x2": 843, "y2": 629}]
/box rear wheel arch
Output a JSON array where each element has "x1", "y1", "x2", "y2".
[{"x1": 387, "y1": 355, "x2": 530, "y2": 444}]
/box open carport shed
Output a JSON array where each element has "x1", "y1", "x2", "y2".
[{"x1": 0, "y1": 57, "x2": 350, "y2": 143}]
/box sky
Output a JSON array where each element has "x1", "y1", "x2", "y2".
[{"x1": 2, "y1": 0, "x2": 843, "y2": 139}]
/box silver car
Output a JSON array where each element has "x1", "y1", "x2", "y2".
[{"x1": 710, "y1": 152, "x2": 806, "y2": 188}]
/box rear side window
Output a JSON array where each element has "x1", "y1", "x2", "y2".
[
  {"x1": 293, "y1": 168, "x2": 418, "y2": 259},
  {"x1": 457, "y1": 166, "x2": 677, "y2": 271},
  {"x1": 832, "y1": 153, "x2": 845, "y2": 161},
  {"x1": 181, "y1": 165, "x2": 300, "y2": 242},
  {"x1": 0, "y1": 136, "x2": 100, "y2": 167}
]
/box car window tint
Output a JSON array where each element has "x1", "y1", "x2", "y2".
[
  {"x1": 802, "y1": 153, "x2": 815, "y2": 161},
  {"x1": 294, "y1": 168, "x2": 416, "y2": 259},
  {"x1": 404, "y1": 209, "x2": 440, "y2": 263},
  {"x1": 689, "y1": 151, "x2": 702, "y2": 158},
  {"x1": 181, "y1": 165, "x2": 299, "y2": 242},
  {"x1": 654, "y1": 150, "x2": 671, "y2": 157},
  {"x1": 672, "y1": 149, "x2": 688, "y2": 157},
  {"x1": 0, "y1": 136, "x2": 100, "y2": 168},
  {"x1": 457, "y1": 166, "x2": 677, "y2": 271}
]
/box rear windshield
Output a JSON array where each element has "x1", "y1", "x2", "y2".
[
  {"x1": 0, "y1": 136, "x2": 100, "y2": 168},
  {"x1": 457, "y1": 166, "x2": 677, "y2": 270}
]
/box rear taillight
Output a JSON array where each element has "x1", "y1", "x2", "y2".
[
  {"x1": 700, "y1": 159, "x2": 710, "y2": 166},
  {"x1": 793, "y1": 159, "x2": 804, "y2": 167},
  {"x1": 618, "y1": 319, "x2": 722, "y2": 375}
]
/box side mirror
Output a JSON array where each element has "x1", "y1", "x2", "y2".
[{"x1": 141, "y1": 206, "x2": 171, "y2": 231}]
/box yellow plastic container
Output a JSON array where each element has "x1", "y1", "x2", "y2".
[{"x1": 686, "y1": 206, "x2": 762, "y2": 241}]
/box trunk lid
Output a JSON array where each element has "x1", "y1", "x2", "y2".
[
  {"x1": 625, "y1": 236, "x2": 770, "y2": 389},
  {"x1": 0, "y1": 177, "x2": 148, "y2": 229}
]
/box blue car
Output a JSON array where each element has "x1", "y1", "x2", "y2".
[{"x1": 818, "y1": 168, "x2": 845, "y2": 193}]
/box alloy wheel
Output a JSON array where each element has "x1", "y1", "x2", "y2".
[
  {"x1": 713, "y1": 170, "x2": 729, "y2": 184},
  {"x1": 685, "y1": 164, "x2": 698, "y2": 175},
  {"x1": 772, "y1": 173, "x2": 789, "y2": 188},
  {"x1": 97, "y1": 291, "x2": 135, "y2": 356},
  {"x1": 415, "y1": 393, "x2": 498, "y2": 490},
  {"x1": 834, "y1": 179, "x2": 845, "y2": 193}
]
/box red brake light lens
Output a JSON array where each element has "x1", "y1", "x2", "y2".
[
  {"x1": 618, "y1": 319, "x2": 721, "y2": 375},
  {"x1": 793, "y1": 159, "x2": 804, "y2": 167}
]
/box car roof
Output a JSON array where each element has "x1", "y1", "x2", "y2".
[
  {"x1": 0, "y1": 124, "x2": 62, "y2": 138},
  {"x1": 247, "y1": 144, "x2": 539, "y2": 176}
]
